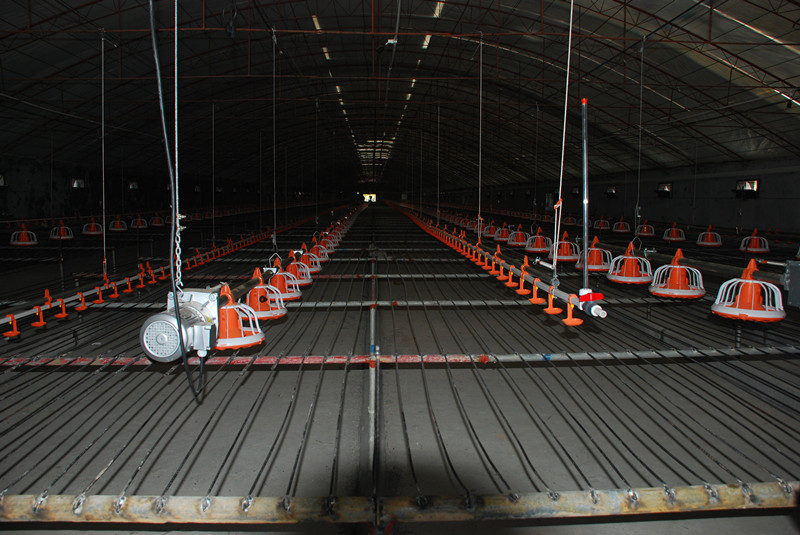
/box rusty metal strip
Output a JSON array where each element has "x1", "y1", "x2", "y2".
[
  {"x1": 1, "y1": 482, "x2": 796, "y2": 524},
  {"x1": 2, "y1": 346, "x2": 799, "y2": 367}
]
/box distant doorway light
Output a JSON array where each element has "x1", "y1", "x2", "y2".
[{"x1": 362, "y1": 193, "x2": 377, "y2": 202}]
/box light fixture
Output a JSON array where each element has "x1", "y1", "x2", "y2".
[
  {"x1": 410, "y1": 79, "x2": 416, "y2": 88},
  {"x1": 311, "y1": 15, "x2": 321, "y2": 31},
  {"x1": 322, "y1": 46, "x2": 331, "y2": 60},
  {"x1": 405, "y1": 93, "x2": 412, "y2": 100},
  {"x1": 335, "y1": 85, "x2": 342, "y2": 93},
  {"x1": 422, "y1": 35, "x2": 431, "y2": 49},
  {"x1": 71, "y1": 178, "x2": 85, "y2": 189},
  {"x1": 433, "y1": 1, "x2": 445, "y2": 18}
]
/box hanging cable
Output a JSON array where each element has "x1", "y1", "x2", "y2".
[
  {"x1": 148, "y1": 0, "x2": 202, "y2": 402},
  {"x1": 100, "y1": 30, "x2": 107, "y2": 280},
  {"x1": 212, "y1": 103, "x2": 216, "y2": 244},
  {"x1": 635, "y1": 36, "x2": 646, "y2": 228},
  {"x1": 315, "y1": 98, "x2": 319, "y2": 233},
  {"x1": 532, "y1": 102, "x2": 538, "y2": 226},
  {"x1": 550, "y1": 0, "x2": 576, "y2": 283},
  {"x1": 271, "y1": 27, "x2": 278, "y2": 252},
  {"x1": 419, "y1": 127, "x2": 423, "y2": 217},
  {"x1": 476, "y1": 33, "x2": 483, "y2": 243},
  {"x1": 436, "y1": 103, "x2": 440, "y2": 227}
]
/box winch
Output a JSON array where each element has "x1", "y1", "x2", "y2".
[{"x1": 139, "y1": 288, "x2": 218, "y2": 362}]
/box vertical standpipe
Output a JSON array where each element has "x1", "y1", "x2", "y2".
[{"x1": 581, "y1": 97, "x2": 589, "y2": 292}]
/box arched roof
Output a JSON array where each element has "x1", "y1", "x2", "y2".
[{"x1": 1, "y1": 1, "x2": 798, "y2": 200}]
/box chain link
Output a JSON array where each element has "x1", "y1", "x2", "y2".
[{"x1": 175, "y1": 214, "x2": 183, "y2": 291}]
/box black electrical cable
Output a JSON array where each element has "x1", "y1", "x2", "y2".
[{"x1": 148, "y1": 0, "x2": 202, "y2": 402}]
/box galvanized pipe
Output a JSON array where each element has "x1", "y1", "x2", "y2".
[{"x1": 580, "y1": 97, "x2": 589, "y2": 292}]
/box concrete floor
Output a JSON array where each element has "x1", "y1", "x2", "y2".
[{"x1": 1, "y1": 204, "x2": 799, "y2": 533}]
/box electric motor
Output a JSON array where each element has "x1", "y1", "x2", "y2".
[{"x1": 139, "y1": 289, "x2": 218, "y2": 362}]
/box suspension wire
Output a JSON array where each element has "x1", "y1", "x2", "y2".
[
  {"x1": 100, "y1": 29, "x2": 107, "y2": 280},
  {"x1": 635, "y1": 36, "x2": 645, "y2": 227},
  {"x1": 375, "y1": 0, "x2": 402, "y2": 182},
  {"x1": 212, "y1": 103, "x2": 216, "y2": 243},
  {"x1": 532, "y1": 102, "x2": 539, "y2": 227},
  {"x1": 476, "y1": 33, "x2": 483, "y2": 243},
  {"x1": 117, "y1": 360, "x2": 234, "y2": 505},
  {"x1": 272, "y1": 27, "x2": 278, "y2": 251},
  {"x1": 551, "y1": 0, "x2": 576, "y2": 281},
  {"x1": 419, "y1": 128, "x2": 423, "y2": 217},
  {"x1": 148, "y1": 0, "x2": 202, "y2": 401},
  {"x1": 436, "y1": 103, "x2": 440, "y2": 227},
  {"x1": 315, "y1": 98, "x2": 319, "y2": 232}
]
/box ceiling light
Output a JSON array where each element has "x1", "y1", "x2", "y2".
[
  {"x1": 410, "y1": 79, "x2": 416, "y2": 88},
  {"x1": 416, "y1": 59, "x2": 422, "y2": 66},
  {"x1": 422, "y1": 35, "x2": 431, "y2": 49},
  {"x1": 406, "y1": 93, "x2": 412, "y2": 100},
  {"x1": 311, "y1": 15, "x2": 321, "y2": 31},
  {"x1": 322, "y1": 46, "x2": 331, "y2": 60},
  {"x1": 336, "y1": 85, "x2": 342, "y2": 93},
  {"x1": 433, "y1": 2, "x2": 445, "y2": 18}
]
